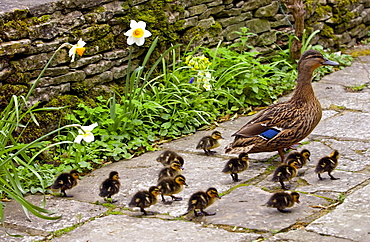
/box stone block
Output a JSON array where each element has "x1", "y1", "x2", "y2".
[
  {"x1": 242, "y1": 0, "x2": 272, "y2": 12},
  {"x1": 31, "y1": 66, "x2": 70, "y2": 79},
  {"x1": 83, "y1": 60, "x2": 114, "y2": 76},
  {"x1": 10, "y1": 52, "x2": 49, "y2": 72},
  {"x1": 84, "y1": 71, "x2": 113, "y2": 87},
  {"x1": 102, "y1": 49, "x2": 128, "y2": 60},
  {"x1": 218, "y1": 12, "x2": 252, "y2": 27},
  {"x1": 199, "y1": 5, "x2": 225, "y2": 19},
  {"x1": 257, "y1": 30, "x2": 277, "y2": 46},
  {"x1": 32, "y1": 70, "x2": 86, "y2": 86},
  {"x1": 254, "y1": 1, "x2": 279, "y2": 18},
  {"x1": 362, "y1": 8, "x2": 370, "y2": 24},
  {"x1": 30, "y1": 83, "x2": 70, "y2": 104},
  {"x1": 0, "y1": 39, "x2": 31, "y2": 56},
  {"x1": 26, "y1": 38, "x2": 68, "y2": 55},
  {"x1": 29, "y1": 21, "x2": 61, "y2": 40},
  {"x1": 70, "y1": 54, "x2": 103, "y2": 69},
  {"x1": 245, "y1": 18, "x2": 271, "y2": 34},
  {"x1": 198, "y1": 17, "x2": 216, "y2": 29},
  {"x1": 183, "y1": 16, "x2": 199, "y2": 29},
  {"x1": 111, "y1": 64, "x2": 128, "y2": 79},
  {"x1": 188, "y1": 4, "x2": 207, "y2": 16}
]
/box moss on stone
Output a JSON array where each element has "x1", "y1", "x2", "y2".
[
  {"x1": 0, "y1": 84, "x2": 27, "y2": 109},
  {"x1": 321, "y1": 24, "x2": 334, "y2": 38},
  {"x1": 95, "y1": 6, "x2": 107, "y2": 13},
  {"x1": 120, "y1": 0, "x2": 185, "y2": 61}
]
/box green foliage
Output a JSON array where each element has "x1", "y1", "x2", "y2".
[{"x1": 311, "y1": 45, "x2": 353, "y2": 80}]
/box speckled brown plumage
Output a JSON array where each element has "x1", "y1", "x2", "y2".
[{"x1": 225, "y1": 50, "x2": 339, "y2": 160}]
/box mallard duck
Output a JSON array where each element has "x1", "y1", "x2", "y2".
[
  {"x1": 222, "y1": 152, "x2": 249, "y2": 182},
  {"x1": 271, "y1": 160, "x2": 299, "y2": 190},
  {"x1": 51, "y1": 170, "x2": 80, "y2": 197},
  {"x1": 315, "y1": 150, "x2": 340, "y2": 180},
  {"x1": 99, "y1": 171, "x2": 120, "y2": 203},
  {"x1": 225, "y1": 50, "x2": 339, "y2": 161},
  {"x1": 196, "y1": 131, "x2": 224, "y2": 156},
  {"x1": 284, "y1": 149, "x2": 311, "y2": 168},
  {"x1": 265, "y1": 191, "x2": 300, "y2": 213},
  {"x1": 128, "y1": 186, "x2": 161, "y2": 215},
  {"x1": 156, "y1": 150, "x2": 184, "y2": 166},
  {"x1": 158, "y1": 160, "x2": 183, "y2": 182},
  {"x1": 182, "y1": 187, "x2": 221, "y2": 217},
  {"x1": 157, "y1": 174, "x2": 188, "y2": 204}
]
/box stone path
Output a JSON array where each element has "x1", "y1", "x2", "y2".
[{"x1": 1, "y1": 54, "x2": 370, "y2": 241}]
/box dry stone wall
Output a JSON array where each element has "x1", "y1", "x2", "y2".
[{"x1": 0, "y1": 0, "x2": 369, "y2": 105}]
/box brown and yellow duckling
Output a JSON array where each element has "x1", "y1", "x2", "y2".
[
  {"x1": 156, "y1": 150, "x2": 184, "y2": 166},
  {"x1": 128, "y1": 186, "x2": 161, "y2": 215},
  {"x1": 225, "y1": 50, "x2": 339, "y2": 161},
  {"x1": 284, "y1": 149, "x2": 311, "y2": 168},
  {"x1": 222, "y1": 152, "x2": 249, "y2": 182},
  {"x1": 157, "y1": 174, "x2": 188, "y2": 205},
  {"x1": 99, "y1": 171, "x2": 120, "y2": 203},
  {"x1": 315, "y1": 150, "x2": 340, "y2": 180},
  {"x1": 196, "y1": 131, "x2": 224, "y2": 156},
  {"x1": 271, "y1": 160, "x2": 300, "y2": 190},
  {"x1": 266, "y1": 191, "x2": 300, "y2": 213},
  {"x1": 182, "y1": 187, "x2": 221, "y2": 217},
  {"x1": 51, "y1": 170, "x2": 80, "y2": 197},
  {"x1": 158, "y1": 160, "x2": 184, "y2": 182}
]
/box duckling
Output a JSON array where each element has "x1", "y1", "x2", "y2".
[
  {"x1": 182, "y1": 187, "x2": 221, "y2": 217},
  {"x1": 315, "y1": 150, "x2": 340, "y2": 180},
  {"x1": 51, "y1": 170, "x2": 80, "y2": 197},
  {"x1": 265, "y1": 191, "x2": 300, "y2": 213},
  {"x1": 284, "y1": 149, "x2": 311, "y2": 168},
  {"x1": 225, "y1": 50, "x2": 339, "y2": 161},
  {"x1": 196, "y1": 131, "x2": 224, "y2": 156},
  {"x1": 271, "y1": 160, "x2": 299, "y2": 190},
  {"x1": 156, "y1": 150, "x2": 184, "y2": 166},
  {"x1": 157, "y1": 160, "x2": 183, "y2": 182},
  {"x1": 128, "y1": 186, "x2": 161, "y2": 215},
  {"x1": 99, "y1": 171, "x2": 120, "y2": 203},
  {"x1": 157, "y1": 174, "x2": 188, "y2": 205},
  {"x1": 222, "y1": 152, "x2": 249, "y2": 182}
]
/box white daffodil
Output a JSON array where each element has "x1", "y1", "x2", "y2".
[
  {"x1": 203, "y1": 82, "x2": 212, "y2": 91},
  {"x1": 124, "y1": 20, "x2": 152, "y2": 46},
  {"x1": 74, "y1": 123, "x2": 98, "y2": 143},
  {"x1": 69, "y1": 39, "x2": 86, "y2": 62}
]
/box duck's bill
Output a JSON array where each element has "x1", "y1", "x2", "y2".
[{"x1": 323, "y1": 59, "x2": 339, "y2": 66}]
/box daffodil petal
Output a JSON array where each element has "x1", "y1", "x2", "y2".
[
  {"x1": 136, "y1": 21, "x2": 147, "y2": 29},
  {"x1": 83, "y1": 133, "x2": 95, "y2": 143},
  {"x1": 130, "y1": 20, "x2": 138, "y2": 29},
  {"x1": 127, "y1": 36, "x2": 135, "y2": 45},
  {"x1": 124, "y1": 29, "x2": 133, "y2": 36},
  {"x1": 77, "y1": 39, "x2": 86, "y2": 47},
  {"x1": 136, "y1": 37, "x2": 145, "y2": 46},
  {"x1": 74, "y1": 135, "x2": 83, "y2": 143},
  {"x1": 143, "y1": 30, "x2": 152, "y2": 38}
]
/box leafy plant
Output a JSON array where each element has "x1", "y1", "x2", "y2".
[{"x1": 0, "y1": 42, "x2": 87, "y2": 227}]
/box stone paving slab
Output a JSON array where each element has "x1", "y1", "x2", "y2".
[
  {"x1": 266, "y1": 229, "x2": 352, "y2": 242},
  {"x1": 311, "y1": 111, "x2": 370, "y2": 140},
  {"x1": 306, "y1": 183, "x2": 370, "y2": 241},
  {"x1": 3, "y1": 195, "x2": 107, "y2": 237},
  {"x1": 206, "y1": 185, "x2": 327, "y2": 232},
  {"x1": 51, "y1": 214, "x2": 256, "y2": 242}
]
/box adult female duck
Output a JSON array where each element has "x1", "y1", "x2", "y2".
[{"x1": 225, "y1": 50, "x2": 339, "y2": 160}]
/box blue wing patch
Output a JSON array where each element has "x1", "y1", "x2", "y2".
[{"x1": 258, "y1": 128, "x2": 281, "y2": 140}]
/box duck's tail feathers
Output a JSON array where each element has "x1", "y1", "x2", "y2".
[{"x1": 225, "y1": 144, "x2": 255, "y2": 154}]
